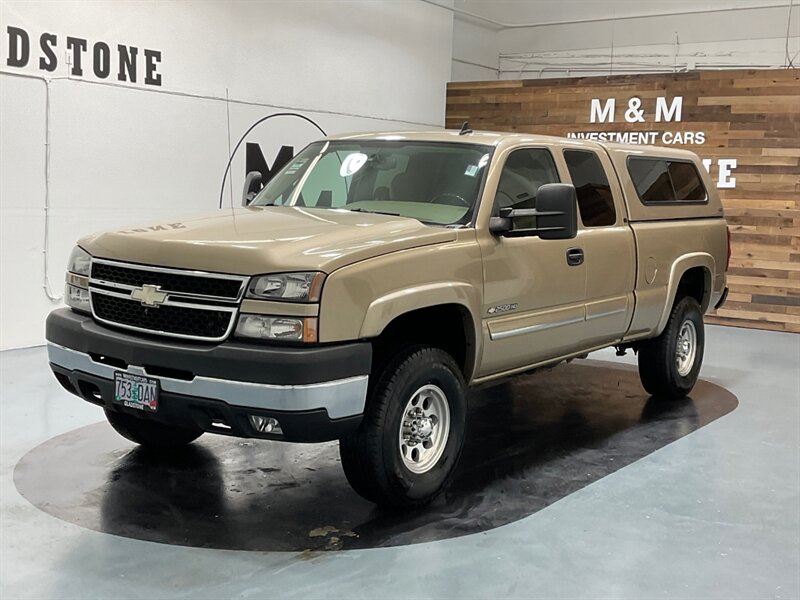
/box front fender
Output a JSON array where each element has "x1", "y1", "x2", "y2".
[
  {"x1": 359, "y1": 282, "x2": 482, "y2": 339},
  {"x1": 316, "y1": 233, "x2": 485, "y2": 378}
]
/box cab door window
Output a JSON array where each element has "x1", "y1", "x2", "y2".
[{"x1": 494, "y1": 148, "x2": 560, "y2": 228}]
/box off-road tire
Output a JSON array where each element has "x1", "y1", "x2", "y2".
[
  {"x1": 339, "y1": 346, "x2": 467, "y2": 509},
  {"x1": 638, "y1": 296, "x2": 705, "y2": 399},
  {"x1": 105, "y1": 409, "x2": 203, "y2": 448}
]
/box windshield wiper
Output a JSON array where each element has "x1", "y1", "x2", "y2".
[{"x1": 345, "y1": 208, "x2": 401, "y2": 217}]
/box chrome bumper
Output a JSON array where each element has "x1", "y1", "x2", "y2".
[{"x1": 47, "y1": 343, "x2": 368, "y2": 419}]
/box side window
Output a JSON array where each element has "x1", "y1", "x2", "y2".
[
  {"x1": 668, "y1": 161, "x2": 706, "y2": 201},
  {"x1": 494, "y1": 149, "x2": 559, "y2": 228},
  {"x1": 628, "y1": 157, "x2": 707, "y2": 204},
  {"x1": 563, "y1": 150, "x2": 616, "y2": 227}
]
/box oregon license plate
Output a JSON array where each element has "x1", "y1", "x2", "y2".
[{"x1": 114, "y1": 372, "x2": 159, "y2": 412}]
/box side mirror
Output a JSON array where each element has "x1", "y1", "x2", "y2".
[
  {"x1": 242, "y1": 171, "x2": 263, "y2": 206},
  {"x1": 490, "y1": 183, "x2": 578, "y2": 240},
  {"x1": 535, "y1": 183, "x2": 578, "y2": 240}
]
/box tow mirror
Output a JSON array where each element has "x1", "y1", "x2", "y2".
[
  {"x1": 489, "y1": 183, "x2": 578, "y2": 240},
  {"x1": 535, "y1": 183, "x2": 578, "y2": 240},
  {"x1": 242, "y1": 171, "x2": 263, "y2": 206}
]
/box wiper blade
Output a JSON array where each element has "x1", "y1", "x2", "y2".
[{"x1": 345, "y1": 208, "x2": 401, "y2": 217}]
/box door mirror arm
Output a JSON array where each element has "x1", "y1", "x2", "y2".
[
  {"x1": 489, "y1": 215, "x2": 513, "y2": 234},
  {"x1": 489, "y1": 184, "x2": 578, "y2": 240}
]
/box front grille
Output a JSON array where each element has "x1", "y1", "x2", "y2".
[
  {"x1": 92, "y1": 293, "x2": 233, "y2": 340},
  {"x1": 92, "y1": 262, "x2": 243, "y2": 299},
  {"x1": 88, "y1": 259, "x2": 247, "y2": 341}
]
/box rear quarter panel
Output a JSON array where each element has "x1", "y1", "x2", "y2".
[
  {"x1": 624, "y1": 219, "x2": 728, "y2": 339},
  {"x1": 604, "y1": 146, "x2": 728, "y2": 339}
]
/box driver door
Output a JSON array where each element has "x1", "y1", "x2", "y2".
[{"x1": 477, "y1": 146, "x2": 587, "y2": 377}]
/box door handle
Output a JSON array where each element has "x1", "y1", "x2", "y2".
[{"x1": 566, "y1": 248, "x2": 584, "y2": 266}]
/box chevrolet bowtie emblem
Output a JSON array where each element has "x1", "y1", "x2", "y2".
[{"x1": 131, "y1": 284, "x2": 168, "y2": 307}]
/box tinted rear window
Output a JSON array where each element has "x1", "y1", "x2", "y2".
[
  {"x1": 628, "y1": 158, "x2": 707, "y2": 204},
  {"x1": 564, "y1": 150, "x2": 616, "y2": 227}
]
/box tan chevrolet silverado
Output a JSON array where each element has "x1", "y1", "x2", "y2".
[{"x1": 46, "y1": 129, "x2": 729, "y2": 508}]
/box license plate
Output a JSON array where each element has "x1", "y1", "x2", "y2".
[{"x1": 114, "y1": 372, "x2": 159, "y2": 412}]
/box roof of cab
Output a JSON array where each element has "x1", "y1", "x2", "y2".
[
  {"x1": 325, "y1": 129, "x2": 703, "y2": 161},
  {"x1": 327, "y1": 130, "x2": 528, "y2": 146}
]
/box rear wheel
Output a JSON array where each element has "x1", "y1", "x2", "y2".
[
  {"x1": 339, "y1": 346, "x2": 467, "y2": 509},
  {"x1": 638, "y1": 296, "x2": 705, "y2": 399},
  {"x1": 105, "y1": 409, "x2": 203, "y2": 448}
]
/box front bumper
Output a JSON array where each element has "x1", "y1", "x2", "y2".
[{"x1": 46, "y1": 309, "x2": 372, "y2": 442}]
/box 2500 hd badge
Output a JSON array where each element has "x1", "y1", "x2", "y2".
[{"x1": 488, "y1": 303, "x2": 518, "y2": 315}]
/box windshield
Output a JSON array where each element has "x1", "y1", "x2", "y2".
[{"x1": 251, "y1": 140, "x2": 493, "y2": 226}]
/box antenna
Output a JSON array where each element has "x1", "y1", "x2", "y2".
[{"x1": 459, "y1": 121, "x2": 473, "y2": 135}]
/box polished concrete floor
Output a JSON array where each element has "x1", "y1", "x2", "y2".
[{"x1": 1, "y1": 325, "x2": 798, "y2": 599}]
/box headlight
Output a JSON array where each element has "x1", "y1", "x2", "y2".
[
  {"x1": 235, "y1": 314, "x2": 318, "y2": 342},
  {"x1": 247, "y1": 272, "x2": 325, "y2": 302},
  {"x1": 67, "y1": 246, "x2": 92, "y2": 277}
]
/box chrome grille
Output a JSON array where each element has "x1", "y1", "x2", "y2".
[
  {"x1": 88, "y1": 259, "x2": 248, "y2": 342},
  {"x1": 92, "y1": 262, "x2": 242, "y2": 300}
]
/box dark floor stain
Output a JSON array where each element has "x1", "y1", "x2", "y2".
[{"x1": 268, "y1": 481, "x2": 301, "y2": 490}]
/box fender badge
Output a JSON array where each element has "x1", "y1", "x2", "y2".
[{"x1": 488, "y1": 303, "x2": 518, "y2": 315}]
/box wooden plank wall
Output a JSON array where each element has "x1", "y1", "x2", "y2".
[{"x1": 446, "y1": 69, "x2": 800, "y2": 333}]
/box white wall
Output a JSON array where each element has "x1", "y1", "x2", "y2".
[
  {"x1": 451, "y1": 17, "x2": 498, "y2": 81},
  {"x1": 449, "y1": 1, "x2": 799, "y2": 80},
  {"x1": 0, "y1": 0, "x2": 454, "y2": 349}
]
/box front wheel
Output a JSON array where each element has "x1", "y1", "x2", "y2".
[
  {"x1": 339, "y1": 346, "x2": 467, "y2": 509},
  {"x1": 105, "y1": 409, "x2": 203, "y2": 448},
  {"x1": 638, "y1": 296, "x2": 705, "y2": 399}
]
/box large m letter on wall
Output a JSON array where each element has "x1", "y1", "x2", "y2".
[
  {"x1": 590, "y1": 98, "x2": 615, "y2": 123},
  {"x1": 245, "y1": 143, "x2": 295, "y2": 184}
]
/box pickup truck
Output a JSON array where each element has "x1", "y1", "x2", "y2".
[{"x1": 46, "y1": 129, "x2": 729, "y2": 508}]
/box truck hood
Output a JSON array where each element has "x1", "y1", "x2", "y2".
[{"x1": 79, "y1": 206, "x2": 457, "y2": 274}]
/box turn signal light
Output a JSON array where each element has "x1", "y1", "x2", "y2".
[{"x1": 235, "y1": 314, "x2": 318, "y2": 343}]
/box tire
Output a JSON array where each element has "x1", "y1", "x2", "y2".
[
  {"x1": 638, "y1": 296, "x2": 705, "y2": 399},
  {"x1": 339, "y1": 346, "x2": 467, "y2": 509},
  {"x1": 105, "y1": 409, "x2": 203, "y2": 448}
]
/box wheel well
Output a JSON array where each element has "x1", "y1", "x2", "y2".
[
  {"x1": 675, "y1": 266, "x2": 710, "y2": 310},
  {"x1": 370, "y1": 304, "x2": 474, "y2": 378}
]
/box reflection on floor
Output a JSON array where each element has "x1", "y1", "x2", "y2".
[{"x1": 14, "y1": 361, "x2": 736, "y2": 551}]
